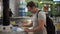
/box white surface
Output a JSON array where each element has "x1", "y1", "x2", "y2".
[{"x1": 17, "y1": 27, "x2": 24, "y2": 32}]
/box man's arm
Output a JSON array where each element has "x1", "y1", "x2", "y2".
[
  {"x1": 24, "y1": 12, "x2": 46, "y2": 32},
  {"x1": 24, "y1": 20, "x2": 44, "y2": 32}
]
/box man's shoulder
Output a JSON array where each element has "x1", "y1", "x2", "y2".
[{"x1": 39, "y1": 11, "x2": 45, "y2": 14}]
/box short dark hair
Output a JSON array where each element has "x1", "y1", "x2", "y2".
[{"x1": 27, "y1": 1, "x2": 36, "y2": 8}]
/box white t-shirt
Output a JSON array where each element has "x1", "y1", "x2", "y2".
[
  {"x1": 31, "y1": 11, "x2": 46, "y2": 28},
  {"x1": 31, "y1": 11, "x2": 47, "y2": 34}
]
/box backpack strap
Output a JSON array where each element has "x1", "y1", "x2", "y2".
[{"x1": 37, "y1": 10, "x2": 41, "y2": 19}]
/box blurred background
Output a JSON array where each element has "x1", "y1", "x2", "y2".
[{"x1": 0, "y1": 0, "x2": 60, "y2": 34}]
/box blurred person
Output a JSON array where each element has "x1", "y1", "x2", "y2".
[
  {"x1": 43, "y1": 4, "x2": 55, "y2": 34},
  {"x1": 24, "y1": 1, "x2": 47, "y2": 34}
]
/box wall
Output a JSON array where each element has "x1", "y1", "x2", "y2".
[
  {"x1": 0, "y1": 0, "x2": 3, "y2": 17},
  {"x1": 9, "y1": 0, "x2": 19, "y2": 17}
]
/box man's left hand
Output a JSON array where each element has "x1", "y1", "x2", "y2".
[{"x1": 24, "y1": 28, "x2": 31, "y2": 32}]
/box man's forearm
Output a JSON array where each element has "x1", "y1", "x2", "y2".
[
  {"x1": 33, "y1": 26, "x2": 44, "y2": 31},
  {"x1": 29, "y1": 26, "x2": 43, "y2": 32}
]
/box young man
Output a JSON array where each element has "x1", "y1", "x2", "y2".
[{"x1": 24, "y1": 1, "x2": 47, "y2": 34}]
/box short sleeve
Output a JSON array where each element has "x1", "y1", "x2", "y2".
[
  {"x1": 38, "y1": 11, "x2": 46, "y2": 25},
  {"x1": 38, "y1": 12, "x2": 46, "y2": 20}
]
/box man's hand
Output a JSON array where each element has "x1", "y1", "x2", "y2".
[{"x1": 24, "y1": 28, "x2": 31, "y2": 32}]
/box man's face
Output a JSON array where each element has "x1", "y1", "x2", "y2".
[{"x1": 27, "y1": 6, "x2": 34, "y2": 13}]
